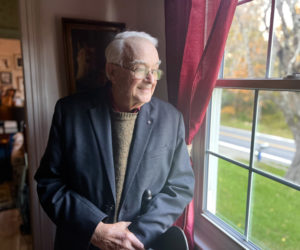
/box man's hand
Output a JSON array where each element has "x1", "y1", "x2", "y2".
[{"x1": 91, "y1": 221, "x2": 144, "y2": 250}]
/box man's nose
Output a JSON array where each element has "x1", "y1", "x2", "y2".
[{"x1": 145, "y1": 71, "x2": 155, "y2": 83}]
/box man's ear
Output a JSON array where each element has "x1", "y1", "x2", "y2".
[{"x1": 106, "y1": 63, "x2": 115, "y2": 82}]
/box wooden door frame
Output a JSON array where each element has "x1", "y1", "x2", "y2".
[{"x1": 19, "y1": 0, "x2": 55, "y2": 249}]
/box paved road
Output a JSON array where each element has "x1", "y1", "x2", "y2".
[{"x1": 218, "y1": 126, "x2": 295, "y2": 165}]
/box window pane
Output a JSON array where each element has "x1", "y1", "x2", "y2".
[
  {"x1": 207, "y1": 155, "x2": 248, "y2": 234},
  {"x1": 270, "y1": 0, "x2": 300, "y2": 78},
  {"x1": 255, "y1": 90, "x2": 300, "y2": 186},
  {"x1": 249, "y1": 174, "x2": 300, "y2": 250},
  {"x1": 209, "y1": 88, "x2": 254, "y2": 165},
  {"x1": 223, "y1": 0, "x2": 270, "y2": 78}
]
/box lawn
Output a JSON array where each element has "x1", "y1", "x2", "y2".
[
  {"x1": 220, "y1": 114, "x2": 293, "y2": 139},
  {"x1": 215, "y1": 159, "x2": 300, "y2": 250}
]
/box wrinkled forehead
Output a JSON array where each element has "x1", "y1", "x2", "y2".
[{"x1": 123, "y1": 37, "x2": 160, "y2": 66}]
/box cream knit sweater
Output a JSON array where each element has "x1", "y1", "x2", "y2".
[{"x1": 110, "y1": 110, "x2": 138, "y2": 221}]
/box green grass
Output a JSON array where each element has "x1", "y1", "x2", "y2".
[
  {"x1": 257, "y1": 112, "x2": 293, "y2": 139},
  {"x1": 221, "y1": 114, "x2": 253, "y2": 131},
  {"x1": 215, "y1": 159, "x2": 300, "y2": 250},
  {"x1": 215, "y1": 160, "x2": 248, "y2": 233},
  {"x1": 220, "y1": 89, "x2": 294, "y2": 139},
  {"x1": 255, "y1": 161, "x2": 287, "y2": 177},
  {"x1": 220, "y1": 114, "x2": 294, "y2": 139}
]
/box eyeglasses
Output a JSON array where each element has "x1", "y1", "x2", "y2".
[{"x1": 120, "y1": 65, "x2": 163, "y2": 80}]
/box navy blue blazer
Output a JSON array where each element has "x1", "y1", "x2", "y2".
[{"x1": 35, "y1": 88, "x2": 194, "y2": 250}]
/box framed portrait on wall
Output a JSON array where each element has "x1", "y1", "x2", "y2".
[
  {"x1": 62, "y1": 18, "x2": 125, "y2": 93},
  {"x1": 14, "y1": 54, "x2": 23, "y2": 70},
  {"x1": 0, "y1": 72, "x2": 12, "y2": 85},
  {"x1": 17, "y1": 76, "x2": 24, "y2": 91}
]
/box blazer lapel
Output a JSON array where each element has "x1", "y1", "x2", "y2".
[
  {"x1": 121, "y1": 102, "x2": 154, "y2": 205},
  {"x1": 88, "y1": 99, "x2": 116, "y2": 202}
]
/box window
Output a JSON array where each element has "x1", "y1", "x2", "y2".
[{"x1": 195, "y1": 0, "x2": 300, "y2": 249}]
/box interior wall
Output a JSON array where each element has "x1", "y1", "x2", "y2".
[{"x1": 19, "y1": 1, "x2": 166, "y2": 249}]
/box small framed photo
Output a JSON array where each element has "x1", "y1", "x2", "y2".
[
  {"x1": 17, "y1": 76, "x2": 24, "y2": 91},
  {"x1": 0, "y1": 72, "x2": 12, "y2": 85},
  {"x1": 62, "y1": 18, "x2": 125, "y2": 93},
  {"x1": 0, "y1": 56, "x2": 12, "y2": 70},
  {"x1": 14, "y1": 54, "x2": 23, "y2": 70}
]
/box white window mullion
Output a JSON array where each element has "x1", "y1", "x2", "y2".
[
  {"x1": 244, "y1": 89, "x2": 260, "y2": 240},
  {"x1": 266, "y1": 0, "x2": 276, "y2": 78},
  {"x1": 206, "y1": 89, "x2": 223, "y2": 213}
]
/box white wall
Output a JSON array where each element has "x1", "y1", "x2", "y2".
[{"x1": 19, "y1": 1, "x2": 166, "y2": 249}]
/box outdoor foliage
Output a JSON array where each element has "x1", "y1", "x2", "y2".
[
  {"x1": 223, "y1": 0, "x2": 300, "y2": 183},
  {"x1": 220, "y1": 89, "x2": 293, "y2": 138}
]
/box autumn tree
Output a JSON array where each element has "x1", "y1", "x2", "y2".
[
  {"x1": 224, "y1": 0, "x2": 300, "y2": 184},
  {"x1": 272, "y1": 0, "x2": 300, "y2": 183}
]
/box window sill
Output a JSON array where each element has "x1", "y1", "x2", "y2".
[{"x1": 194, "y1": 212, "x2": 251, "y2": 250}]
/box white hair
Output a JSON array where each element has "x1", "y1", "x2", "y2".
[{"x1": 105, "y1": 31, "x2": 158, "y2": 67}]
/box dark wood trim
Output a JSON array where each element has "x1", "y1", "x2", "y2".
[
  {"x1": 216, "y1": 79, "x2": 300, "y2": 90},
  {"x1": 237, "y1": 0, "x2": 253, "y2": 6}
]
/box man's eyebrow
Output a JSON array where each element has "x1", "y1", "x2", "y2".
[
  {"x1": 130, "y1": 60, "x2": 161, "y2": 66},
  {"x1": 131, "y1": 60, "x2": 146, "y2": 65}
]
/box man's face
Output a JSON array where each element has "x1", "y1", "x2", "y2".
[{"x1": 110, "y1": 37, "x2": 160, "y2": 111}]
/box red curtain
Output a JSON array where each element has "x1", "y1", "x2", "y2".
[{"x1": 165, "y1": 0, "x2": 237, "y2": 248}]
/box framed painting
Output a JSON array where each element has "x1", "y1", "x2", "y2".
[
  {"x1": 62, "y1": 18, "x2": 125, "y2": 93},
  {"x1": 0, "y1": 72, "x2": 12, "y2": 85},
  {"x1": 16, "y1": 76, "x2": 24, "y2": 91},
  {"x1": 14, "y1": 54, "x2": 23, "y2": 70}
]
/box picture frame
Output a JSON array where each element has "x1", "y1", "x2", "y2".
[
  {"x1": 14, "y1": 54, "x2": 23, "y2": 70},
  {"x1": 62, "y1": 18, "x2": 125, "y2": 93},
  {"x1": 16, "y1": 76, "x2": 24, "y2": 91},
  {"x1": 0, "y1": 72, "x2": 12, "y2": 85},
  {"x1": 0, "y1": 56, "x2": 12, "y2": 70}
]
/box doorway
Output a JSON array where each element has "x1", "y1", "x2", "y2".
[{"x1": 0, "y1": 1, "x2": 32, "y2": 250}]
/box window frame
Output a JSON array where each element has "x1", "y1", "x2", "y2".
[
  {"x1": 193, "y1": 0, "x2": 300, "y2": 248},
  {"x1": 194, "y1": 78, "x2": 300, "y2": 250}
]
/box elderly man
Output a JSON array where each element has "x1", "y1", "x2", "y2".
[{"x1": 35, "y1": 31, "x2": 194, "y2": 250}]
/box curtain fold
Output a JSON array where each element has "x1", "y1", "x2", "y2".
[
  {"x1": 164, "y1": 0, "x2": 192, "y2": 105},
  {"x1": 165, "y1": 0, "x2": 238, "y2": 248}
]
